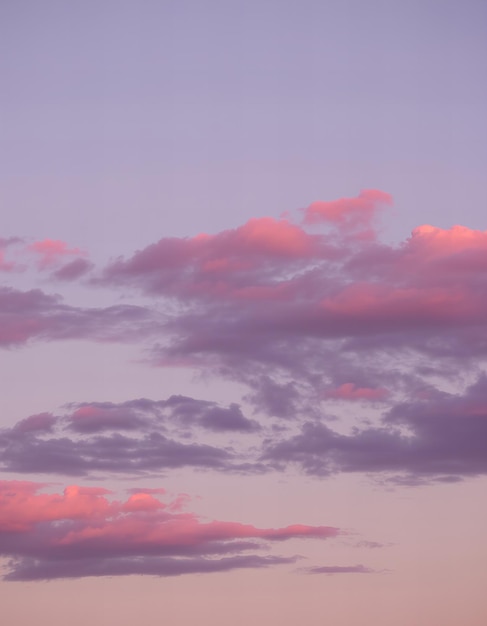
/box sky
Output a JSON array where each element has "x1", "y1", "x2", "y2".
[{"x1": 1, "y1": 1, "x2": 487, "y2": 624}]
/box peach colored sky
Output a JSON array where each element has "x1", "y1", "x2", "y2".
[{"x1": 1, "y1": 2, "x2": 487, "y2": 625}]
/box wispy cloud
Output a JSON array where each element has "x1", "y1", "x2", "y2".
[
  {"x1": 0, "y1": 286, "x2": 157, "y2": 348},
  {"x1": 302, "y1": 564, "x2": 375, "y2": 575}
]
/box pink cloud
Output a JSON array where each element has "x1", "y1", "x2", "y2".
[
  {"x1": 409, "y1": 224, "x2": 487, "y2": 258},
  {"x1": 0, "y1": 481, "x2": 113, "y2": 532},
  {"x1": 320, "y1": 284, "x2": 479, "y2": 324},
  {"x1": 12, "y1": 413, "x2": 57, "y2": 434},
  {"x1": 234, "y1": 217, "x2": 317, "y2": 257},
  {"x1": 325, "y1": 383, "x2": 389, "y2": 401},
  {"x1": 0, "y1": 480, "x2": 339, "y2": 580},
  {"x1": 102, "y1": 216, "x2": 331, "y2": 300},
  {"x1": 302, "y1": 189, "x2": 393, "y2": 232}
]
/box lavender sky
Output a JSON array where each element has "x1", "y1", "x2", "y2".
[{"x1": 1, "y1": 2, "x2": 487, "y2": 625}]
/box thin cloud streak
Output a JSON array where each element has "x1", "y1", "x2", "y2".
[
  {"x1": 303, "y1": 564, "x2": 375, "y2": 575},
  {"x1": 0, "y1": 286, "x2": 158, "y2": 348}
]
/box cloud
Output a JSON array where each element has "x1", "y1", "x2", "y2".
[
  {"x1": 127, "y1": 211, "x2": 487, "y2": 388},
  {"x1": 0, "y1": 286, "x2": 157, "y2": 348},
  {"x1": 52, "y1": 258, "x2": 94, "y2": 280},
  {"x1": 325, "y1": 383, "x2": 389, "y2": 402},
  {"x1": 244, "y1": 376, "x2": 301, "y2": 419},
  {"x1": 0, "y1": 480, "x2": 338, "y2": 581},
  {"x1": 262, "y1": 375, "x2": 487, "y2": 481},
  {"x1": 4, "y1": 192, "x2": 487, "y2": 488},
  {"x1": 303, "y1": 564, "x2": 375, "y2": 575},
  {"x1": 198, "y1": 404, "x2": 260, "y2": 432},
  {"x1": 7, "y1": 554, "x2": 299, "y2": 581},
  {"x1": 12, "y1": 413, "x2": 57, "y2": 434},
  {"x1": 101, "y1": 216, "x2": 332, "y2": 300},
  {"x1": 9, "y1": 191, "x2": 487, "y2": 383},
  {"x1": 0, "y1": 397, "x2": 262, "y2": 477},
  {"x1": 0, "y1": 238, "x2": 23, "y2": 272},
  {"x1": 28, "y1": 239, "x2": 85, "y2": 270},
  {"x1": 302, "y1": 189, "x2": 393, "y2": 233},
  {"x1": 3, "y1": 375, "x2": 487, "y2": 484}
]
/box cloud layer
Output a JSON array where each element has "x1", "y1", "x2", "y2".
[
  {"x1": 2, "y1": 375, "x2": 487, "y2": 484},
  {"x1": 0, "y1": 397, "x2": 265, "y2": 477},
  {"x1": 0, "y1": 286, "x2": 157, "y2": 348},
  {"x1": 2, "y1": 189, "x2": 487, "y2": 580}
]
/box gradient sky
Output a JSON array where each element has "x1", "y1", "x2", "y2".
[{"x1": 1, "y1": 2, "x2": 487, "y2": 625}]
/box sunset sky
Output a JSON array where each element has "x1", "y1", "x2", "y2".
[{"x1": 1, "y1": 2, "x2": 487, "y2": 625}]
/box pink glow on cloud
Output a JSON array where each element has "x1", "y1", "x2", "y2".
[
  {"x1": 0, "y1": 481, "x2": 113, "y2": 532},
  {"x1": 325, "y1": 383, "x2": 389, "y2": 401},
  {"x1": 0, "y1": 238, "x2": 22, "y2": 272},
  {"x1": 121, "y1": 492, "x2": 166, "y2": 513},
  {"x1": 102, "y1": 215, "x2": 328, "y2": 300},
  {"x1": 320, "y1": 283, "x2": 478, "y2": 323},
  {"x1": 0, "y1": 480, "x2": 339, "y2": 580},
  {"x1": 0, "y1": 480, "x2": 335, "y2": 540},
  {"x1": 410, "y1": 224, "x2": 487, "y2": 256},
  {"x1": 190, "y1": 217, "x2": 320, "y2": 262},
  {"x1": 398, "y1": 224, "x2": 487, "y2": 277},
  {"x1": 29, "y1": 239, "x2": 85, "y2": 269},
  {"x1": 13, "y1": 412, "x2": 57, "y2": 433},
  {"x1": 0, "y1": 250, "x2": 15, "y2": 272},
  {"x1": 235, "y1": 217, "x2": 315, "y2": 257},
  {"x1": 302, "y1": 189, "x2": 393, "y2": 231}
]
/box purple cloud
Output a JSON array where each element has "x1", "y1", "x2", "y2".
[
  {"x1": 52, "y1": 258, "x2": 94, "y2": 280},
  {"x1": 0, "y1": 397, "x2": 262, "y2": 477},
  {"x1": 303, "y1": 564, "x2": 375, "y2": 575},
  {"x1": 0, "y1": 286, "x2": 157, "y2": 348},
  {"x1": 2, "y1": 376, "x2": 487, "y2": 484},
  {"x1": 262, "y1": 375, "x2": 487, "y2": 482},
  {"x1": 6, "y1": 554, "x2": 299, "y2": 582}
]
